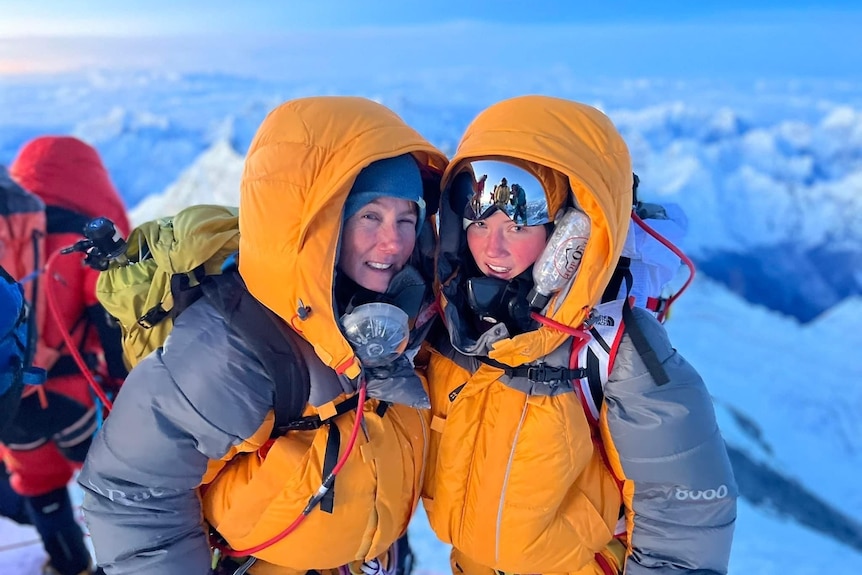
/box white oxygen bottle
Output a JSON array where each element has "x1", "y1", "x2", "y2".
[{"x1": 526, "y1": 208, "x2": 591, "y2": 309}]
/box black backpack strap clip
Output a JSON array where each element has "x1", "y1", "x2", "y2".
[
  {"x1": 138, "y1": 265, "x2": 210, "y2": 329},
  {"x1": 137, "y1": 304, "x2": 169, "y2": 329},
  {"x1": 479, "y1": 356, "x2": 586, "y2": 384},
  {"x1": 274, "y1": 394, "x2": 360, "y2": 434},
  {"x1": 515, "y1": 364, "x2": 587, "y2": 384}
]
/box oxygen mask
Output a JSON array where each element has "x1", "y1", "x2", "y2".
[
  {"x1": 339, "y1": 302, "x2": 430, "y2": 409},
  {"x1": 340, "y1": 302, "x2": 410, "y2": 368},
  {"x1": 465, "y1": 275, "x2": 534, "y2": 334},
  {"x1": 340, "y1": 266, "x2": 431, "y2": 409}
]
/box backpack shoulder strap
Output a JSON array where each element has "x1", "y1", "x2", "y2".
[
  {"x1": 201, "y1": 270, "x2": 311, "y2": 437},
  {"x1": 601, "y1": 256, "x2": 632, "y2": 304},
  {"x1": 621, "y1": 301, "x2": 670, "y2": 386},
  {"x1": 600, "y1": 258, "x2": 670, "y2": 384},
  {"x1": 573, "y1": 297, "x2": 671, "y2": 429}
]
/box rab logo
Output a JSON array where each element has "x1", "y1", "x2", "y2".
[{"x1": 674, "y1": 485, "x2": 729, "y2": 501}]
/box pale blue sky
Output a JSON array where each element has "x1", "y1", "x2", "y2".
[
  {"x1": 1, "y1": 1, "x2": 860, "y2": 78},
  {"x1": 2, "y1": 0, "x2": 861, "y2": 35}
]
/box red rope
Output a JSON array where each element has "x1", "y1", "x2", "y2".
[
  {"x1": 218, "y1": 381, "x2": 368, "y2": 557},
  {"x1": 44, "y1": 249, "x2": 113, "y2": 410},
  {"x1": 630, "y1": 211, "x2": 696, "y2": 322},
  {"x1": 594, "y1": 550, "x2": 617, "y2": 575}
]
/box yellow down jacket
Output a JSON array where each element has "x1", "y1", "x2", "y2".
[
  {"x1": 78, "y1": 97, "x2": 448, "y2": 575},
  {"x1": 422, "y1": 96, "x2": 633, "y2": 574},
  {"x1": 206, "y1": 98, "x2": 448, "y2": 569}
]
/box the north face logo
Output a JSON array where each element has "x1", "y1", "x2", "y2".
[{"x1": 592, "y1": 314, "x2": 615, "y2": 327}]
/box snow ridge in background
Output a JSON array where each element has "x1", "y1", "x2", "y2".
[
  {"x1": 617, "y1": 102, "x2": 862, "y2": 252},
  {"x1": 130, "y1": 139, "x2": 243, "y2": 224}
]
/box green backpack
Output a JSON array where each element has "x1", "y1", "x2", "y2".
[
  {"x1": 95, "y1": 204, "x2": 241, "y2": 369},
  {"x1": 94, "y1": 203, "x2": 325, "y2": 436}
]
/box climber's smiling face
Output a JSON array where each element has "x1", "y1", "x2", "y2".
[{"x1": 466, "y1": 211, "x2": 547, "y2": 280}]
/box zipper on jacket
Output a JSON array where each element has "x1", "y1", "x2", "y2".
[{"x1": 495, "y1": 397, "x2": 530, "y2": 563}]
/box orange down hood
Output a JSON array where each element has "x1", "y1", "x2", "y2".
[
  {"x1": 239, "y1": 97, "x2": 447, "y2": 378},
  {"x1": 438, "y1": 95, "x2": 632, "y2": 365}
]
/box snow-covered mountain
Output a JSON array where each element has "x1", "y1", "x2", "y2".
[
  {"x1": 613, "y1": 103, "x2": 862, "y2": 321},
  {"x1": 130, "y1": 139, "x2": 243, "y2": 224}
]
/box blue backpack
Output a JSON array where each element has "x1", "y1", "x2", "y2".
[{"x1": 0, "y1": 266, "x2": 45, "y2": 407}]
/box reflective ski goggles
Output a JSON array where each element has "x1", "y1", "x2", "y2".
[{"x1": 454, "y1": 160, "x2": 552, "y2": 229}]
